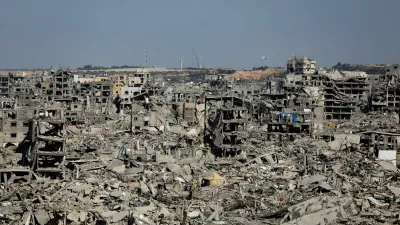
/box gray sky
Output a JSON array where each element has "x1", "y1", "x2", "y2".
[{"x1": 1, "y1": 0, "x2": 399, "y2": 69}]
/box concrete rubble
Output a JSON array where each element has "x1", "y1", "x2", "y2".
[{"x1": 1, "y1": 59, "x2": 400, "y2": 224}]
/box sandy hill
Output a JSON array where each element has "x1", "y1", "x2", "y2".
[{"x1": 228, "y1": 68, "x2": 285, "y2": 80}]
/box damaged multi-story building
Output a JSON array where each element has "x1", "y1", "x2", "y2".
[
  {"x1": 370, "y1": 64, "x2": 400, "y2": 112},
  {"x1": 287, "y1": 56, "x2": 316, "y2": 75},
  {"x1": 205, "y1": 95, "x2": 249, "y2": 156},
  {"x1": 283, "y1": 56, "x2": 369, "y2": 121},
  {"x1": 264, "y1": 56, "x2": 373, "y2": 140},
  {"x1": 0, "y1": 74, "x2": 10, "y2": 98}
]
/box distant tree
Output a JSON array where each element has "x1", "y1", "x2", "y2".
[
  {"x1": 252, "y1": 65, "x2": 269, "y2": 70},
  {"x1": 83, "y1": 65, "x2": 92, "y2": 70},
  {"x1": 216, "y1": 69, "x2": 236, "y2": 74},
  {"x1": 332, "y1": 62, "x2": 386, "y2": 75}
]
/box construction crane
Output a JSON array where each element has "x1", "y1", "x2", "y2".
[{"x1": 192, "y1": 48, "x2": 200, "y2": 68}]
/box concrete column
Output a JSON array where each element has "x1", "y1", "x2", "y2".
[
  {"x1": 3, "y1": 173, "x2": 7, "y2": 191},
  {"x1": 86, "y1": 96, "x2": 90, "y2": 109}
]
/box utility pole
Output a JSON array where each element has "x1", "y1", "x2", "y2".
[
  {"x1": 200, "y1": 54, "x2": 203, "y2": 69},
  {"x1": 180, "y1": 58, "x2": 183, "y2": 71},
  {"x1": 130, "y1": 101, "x2": 133, "y2": 137},
  {"x1": 145, "y1": 50, "x2": 148, "y2": 68}
]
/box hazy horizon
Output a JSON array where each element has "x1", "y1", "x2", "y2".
[{"x1": 1, "y1": 0, "x2": 400, "y2": 70}]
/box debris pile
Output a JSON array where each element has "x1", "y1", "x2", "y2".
[{"x1": 1, "y1": 115, "x2": 400, "y2": 225}]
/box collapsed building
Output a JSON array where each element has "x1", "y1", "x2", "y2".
[
  {"x1": 266, "y1": 57, "x2": 372, "y2": 128},
  {"x1": 0, "y1": 74, "x2": 10, "y2": 98},
  {"x1": 2, "y1": 57, "x2": 400, "y2": 224},
  {"x1": 205, "y1": 95, "x2": 249, "y2": 157},
  {"x1": 371, "y1": 64, "x2": 400, "y2": 112}
]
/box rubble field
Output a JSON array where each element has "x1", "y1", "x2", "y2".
[
  {"x1": 2, "y1": 57, "x2": 400, "y2": 225},
  {"x1": 1, "y1": 111, "x2": 400, "y2": 225}
]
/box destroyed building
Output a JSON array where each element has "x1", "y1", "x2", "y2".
[
  {"x1": 371, "y1": 64, "x2": 400, "y2": 112},
  {"x1": 286, "y1": 56, "x2": 316, "y2": 75},
  {"x1": 205, "y1": 95, "x2": 249, "y2": 156},
  {"x1": 126, "y1": 69, "x2": 152, "y2": 88},
  {"x1": 2, "y1": 58, "x2": 400, "y2": 224},
  {"x1": 0, "y1": 109, "x2": 32, "y2": 146},
  {"x1": 27, "y1": 119, "x2": 67, "y2": 175},
  {"x1": 49, "y1": 70, "x2": 73, "y2": 101},
  {"x1": 0, "y1": 74, "x2": 10, "y2": 98},
  {"x1": 267, "y1": 57, "x2": 370, "y2": 124},
  {"x1": 76, "y1": 80, "x2": 113, "y2": 106}
]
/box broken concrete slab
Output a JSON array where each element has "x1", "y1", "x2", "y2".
[
  {"x1": 34, "y1": 210, "x2": 50, "y2": 225},
  {"x1": 157, "y1": 207, "x2": 171, "y2": 217},
  {"x1": 207, "y1": 206, "x2": 223, "y2": 221},
  {"x1": 329, "y1": 134, "x2": 360, "y2": 151},
  {"x1": 99, "y1": 211, "x2": 115, "y2": 218},
  {"x1": 79, "y1": 211, "x2": 88, "y2": 222},
  {"x1": 112, "y1": 164, "x2": 126, "y2": 173},
  {"x1": 85, "y1": 177, "x2": 100, "y2": 184},
  {"x1": 110, "y1": 190, "x2": 124, "y2": 198},
  {"x1": 68, "y1": 183, "x2": 92, "y2": 192},
  {"x1": 135, "y1": 213, "x2": 156, "y2": 225},
  {"x1": 134, "y1": 203, "x2": 156, "y2": 214},
  {"x1": 148, "y1": 183, "x2": 158, "y2": 197},
  {"x1": 140, "y1": 181, "x2": 150, "y2": 194},
  {"x1": 67, "y1": 211, "x2": 80, "y2": 223},
  {"x1": 188, "y1": 210, "x2": 201, "y2": 218},
  {"x1": 110, "y1": 211, "x2": 129, "y2": 223},
  {"x1": 366, "y1": 196, "x2": 390, "y2": 208},
  {"x1": 319, "y1": 182, "x2": 334, "y2": 190},
  {"x1": 298, "y1": 175, "x2": 326, "y2": 187},
  {"x1": 287, "y1": 196, "x2": 350, "y2": 221},
  {"x1": 107, "y1": 159, "x2": 126, "y2": 173},
  {"x1": 166, "y1": 163, "x2": 182, "y2": 173},
  {"x1": 283, "y1": 207, "x2": 341, "y2": 225},
  {"x1": 388, "y1": 185, "x2": 400, "y2": 197},
  {"x1": 379, "y1": 161, "x2": 397, "y2": 172},
  {"x1": 127, "y1": 167, "x2": 144, "y2": 174}
]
